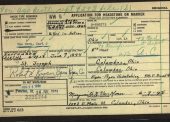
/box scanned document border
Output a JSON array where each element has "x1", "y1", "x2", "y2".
[{"x1": 0, "y1": 2, "x2": 170, "y2": 115}]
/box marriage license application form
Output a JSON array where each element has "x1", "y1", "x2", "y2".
[{"x1": 0, "y1": 1, "x2": 170, "y2": 116}]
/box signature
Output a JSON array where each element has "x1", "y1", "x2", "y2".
[{"x1": 69, "y1": 91, "x2": 125, "y2": 100}]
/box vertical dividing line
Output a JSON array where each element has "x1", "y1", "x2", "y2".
[
  {"x1": 108, "y1": 33, "x2": 109, "y2": 46},
  {"x1": 131, "y1": 18, "x2": 132, "y2": 41},
  {"x1": 0, "y1": 15, "x2": 4, "y2": 107},
  {"x1": 66, "y1": 79, "x2": 68, "y2": 105},
  {"x1": 169, "y1": 11, "x2": 170, "y2": 103},
  {"x1": 46, "y1": 13, "x2": 48, "y2": 35},
  {"x1": 85, "y1": 19, "x2": 87, "y2": 79},
  {"x1": 159, "y1": 1, "x2": 163, "y2": 113}
]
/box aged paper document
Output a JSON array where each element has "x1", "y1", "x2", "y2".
[{"x1": 0, "y1": 1, "x2": 170, "y2": 116}]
